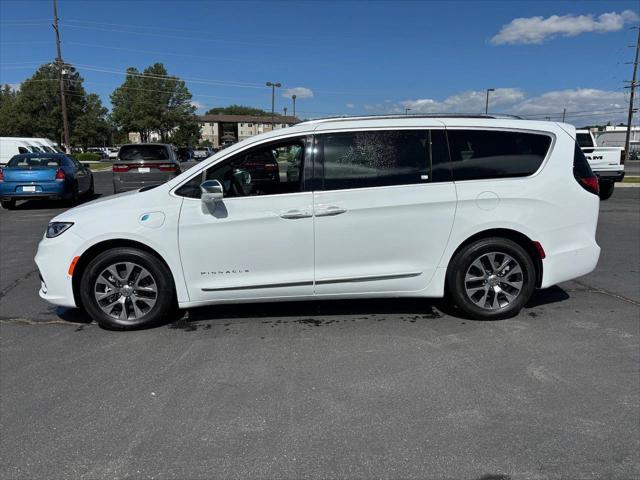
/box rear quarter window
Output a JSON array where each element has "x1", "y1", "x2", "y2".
[{"x1": 446, "y1": 129, "x2": 552, "y2": 181}]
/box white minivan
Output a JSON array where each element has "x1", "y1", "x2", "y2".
[{"x1": 35, "y1": 116, "x2": 601, "y2": 329}]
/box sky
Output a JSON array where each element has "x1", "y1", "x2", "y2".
[{"x1": 0, "y1": 0, "x2": 639, "y2": 125}]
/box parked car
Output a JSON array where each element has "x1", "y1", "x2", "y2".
[
  {"x1": 0, "y1": 153, "x2": 93, "y2": 209},
  {"x1": 193, "y1": 146, "x2": 213, "y2": 161},
  {"x1": 112, "y1": 143, "x2": 181, "y2": 193},
  {"x1": 107, "y1": 147, "x2": 119, "y2": 160},
  {"x1": 86, "y1": 147, "x2": 109, "y2": 160},
  {"x1": 575, "y1": 129, "x2": 625, "y2": 200},
  {"x1": 176, "y1": 147, "x2": 194, "y2": 162},
  {"x1": 35, "y1": 115, "x2": 601, "y2": 330}
]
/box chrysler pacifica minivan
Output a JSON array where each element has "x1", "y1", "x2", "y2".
[{"x1": 35, "y1": 115, "x2": 601, "y2": 329}]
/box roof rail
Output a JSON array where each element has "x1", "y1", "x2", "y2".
[{"x1": 298, "y1": 113, "x2": 524, "y2": 125}]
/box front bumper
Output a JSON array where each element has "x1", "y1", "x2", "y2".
[{"x1": 34, "y1": 231, "x2": 84, "y2": 308}]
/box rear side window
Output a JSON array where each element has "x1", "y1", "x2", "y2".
[
  {"x1": 118, "y1": 145, "x2": 169, "y2": 161},
  {"x1": 319, "y1": 130, "x2": 449, "y2": 190},
  {"x1": 447, "y1": 130, "x2": 552, "y2": 181},
  {"x1": 7, "y1": 156, "x2": 61, "y2": 167},
  {"x1": 573, "y1": 143, "x2": 594, "y2": 178}
]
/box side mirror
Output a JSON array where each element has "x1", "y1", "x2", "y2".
[{"x1": 200, "y1": 179, "x2": 223, "y2": 204}]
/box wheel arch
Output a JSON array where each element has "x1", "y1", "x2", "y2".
[
  {"x1": 446, "y1": 228, "x2": 543, "y2": 287},
  {"x1": 71, "y1": 238, "x2": 175, "y2": 309}
]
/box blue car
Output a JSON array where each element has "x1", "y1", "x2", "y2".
[{"x1": 0, "y1": 153, "x2": 94, "y2": 209}]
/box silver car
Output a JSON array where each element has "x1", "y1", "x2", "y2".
[{"x1": 112, "y1": 144, "x2": 181, "y2": 193}]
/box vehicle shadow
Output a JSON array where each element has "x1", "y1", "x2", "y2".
[
  {"x1": 8, "y1": 193, "x2": 102, "y2": 211},
  {"x1": 176, "y1": 285, "x2": 570, "y2": 328},
  {"x1": 54, "y1": 286, "x2": 571, "y2": 330}
]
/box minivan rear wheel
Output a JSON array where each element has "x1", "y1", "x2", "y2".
[
  {"x1": 79, "y1": 247, "x2": 176, "y2": 330},
  {"x1": 598, "y1": 180, "x2": 615, "y2": 201},
  {"x1": 446, "y1": 238, "x2": 536, "y2": 320}
]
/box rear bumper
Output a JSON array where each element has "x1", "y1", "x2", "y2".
[
  {"x1": 595, "y1": 170, "x2": 625, "y2": 182},
  {"x1": 540, "y1": 240, "x2": 600, "y2": 288},
  {"x1": 113, "y1": 173, "x2": 176, "y2": 193},
  {"x1": 0, "y1": 182, "x2": 66, "y2": 200}
]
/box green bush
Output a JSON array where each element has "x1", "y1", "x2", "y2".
[{"x1": 73, "y1": 152, "x2": 102, "y2": 162}]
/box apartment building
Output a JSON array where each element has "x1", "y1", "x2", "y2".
[{"x1": 199, "y1": 114, "x2": 300, "y2": 148}]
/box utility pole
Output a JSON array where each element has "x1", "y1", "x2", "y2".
[
  {"x1": 292, "y1": 94, "x2": 297, "y2": 118},
  {"x1": 485, "y1": 88, "x2": 495, "y2": 114},
  {"x1": 562, "y1": 108, "x2": 566, "y2": 122},
  {"x1": 52, "y1": 0, "x2": 70, "y2": 153},
  {"x1": 624, "y1": 27, "x2": 639, "y2": 160},
  {"x1": 265, "y1": 81, "x2": 281, "y2": 130}
]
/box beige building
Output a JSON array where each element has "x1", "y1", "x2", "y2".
[
  {"x1": 199, "y1": 115, "x2": 300, "y2": 148},
  {"x1": 127, "y1": 115, "x2": 300, "y2": 146}
]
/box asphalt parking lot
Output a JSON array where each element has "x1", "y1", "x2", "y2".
[{"x1": 0, "y1": 172, "x2": 638, "y2": 480}]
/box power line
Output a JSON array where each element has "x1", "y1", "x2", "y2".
[{"x1": 59, "y1": 23, "x2": 284, "y2": 49}]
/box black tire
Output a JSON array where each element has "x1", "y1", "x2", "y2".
[
  {"x1": 598, "y1": 180, "x2": 614, "y2": 201},
  {"x1": 1, "y1": 199, "x2": 16, "y2": 210},
  {"x1": 86, "y1": 177, "x2": 95, "y2": 197},
  {"x1": 446, "y1": 237, "x2": 536, "y2": 320},
  {"x1": 79, "y1": 247, "x2": 176, "y2": 330},
  {"x1": 67, "y1": 181, "x2": 80, "y2": 205}
]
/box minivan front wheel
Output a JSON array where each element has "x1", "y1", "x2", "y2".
[
  {"x1": 447, "y1": 238, "x2": 536, "y2": 320},
  {"x1": 80, "y1": 247, "x2": 176, "y2": 330}
]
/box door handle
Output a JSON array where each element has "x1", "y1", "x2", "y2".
[
  {"x1": 315, "y1": 205, "x2": 347, "y2": 217},
  {"x1": 279, "y1": 209, "x2": 313, "y2": 219}
]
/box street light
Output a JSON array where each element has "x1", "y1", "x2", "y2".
[
  {"x1": 283, "y1": 107, "x2": 287, "y2": 116},
  {"x1": 405, "y1": 107, "x2": 412, "y2": 116},
  {"x1": 485, "y1": 88, "x2": 495, "y2": 114},
  {"x1": 266, "y1": 81, "x2": 281, "y2": 129},
  {"x1": 292, "y1": 94, "x2": 297, "y2": 118}
]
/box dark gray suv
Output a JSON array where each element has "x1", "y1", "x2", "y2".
[{"x1": 112, "y1": 144, "x2": 181, "y2": 193}]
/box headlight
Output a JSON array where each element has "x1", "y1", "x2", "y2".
[{"x1": 46, "y1": 222, "x2": 74, "y2": 238}]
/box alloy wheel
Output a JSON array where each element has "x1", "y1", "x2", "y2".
[
  {"x1": 464, "y1": 252, "x2": 524, "y2": 310},
  {"x1": 93, "y1": 261, "x2": 158, "y2": 321}
]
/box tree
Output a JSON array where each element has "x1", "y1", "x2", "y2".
[
  {"x1": 205, "y1": 104, "x2": 278, "y2": 117},
  {"x1": 169, "y1": 116, "x2": 201, "y2": 146},
  {"x1": 9, "y1": 63, "x2": 87, "y2": 144},
  {"x1": 72, "y1": 94, "x2": 110, "y2": 148},
  {"x1": 0, "y1": 63, "x2": 111, "y2": 148},
  {"x1": 0, "y1": 84, "x2": 20, "y2": 136},
  {"x1": 111, "y1": 63, "x2": 197, "y2": 142}
]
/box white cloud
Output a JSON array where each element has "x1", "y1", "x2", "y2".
[
  {"x1": 345, "y1": 103, "x2": 355, "y2": 109},
  {"x1": 190, "y1": 100, "x2": 206, "y2": 110},
  {"x1": 282, "y1": 87, "x2": 314, "y2": 99},
  {"x1": 510, "y1": 88, "x2": 626, "y2": 121},
  {"x1": 491, "y1": 10, "x2": 639, "y2": 45},
  {"x1": 401, "y1": 88, "x2": 525, "y2": 114},
  {"x1": 365, "y1": 88, "x2": 628, "y2": 125}
]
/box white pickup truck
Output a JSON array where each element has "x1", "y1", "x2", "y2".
[{"x1": 576, "y1": 129, "x2": 625, "y2": 200}]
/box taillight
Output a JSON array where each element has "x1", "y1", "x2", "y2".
[
  {"x1": 264, "y1": 163, "x2": 279, "y2": 172},
  {"x1": 573, "y1": 144, "x2": 599, "y2": 196},
  {"x1": 0, "y1": 169, "x2": 4, "y2": 182},
  {"x1": 158, "y1": 164, "x2": 177, "y2": 172},
  {"x1": 55, "y1": 168, "x2": 65, "y2": 181},
  {"x1": 112, "y1": 164, "x2": 130, "y2": 173},
  {"x1": 578, "y1": 176, "x2": 600, "y2": 195},
  {"x1": 621, "y1": 150, "x2": 626, "y2": 166}
]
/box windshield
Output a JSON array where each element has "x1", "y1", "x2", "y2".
[
  {"x1": 118, "y1": 145, "x2": 169, "y2": 161},
  {"x1": 8, "y1": 156, "x2": 61, "y2": 167}
]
